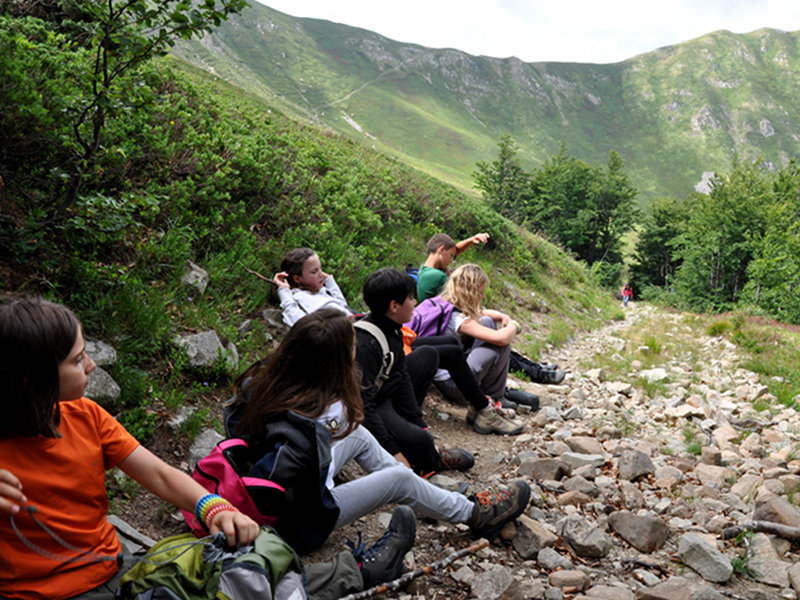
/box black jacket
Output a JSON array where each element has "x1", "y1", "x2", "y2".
[
  {"x1": 354, "y1": 313, "x2": 426, "y2": 455},
  {"x1": 226, "y1": 396, "x2": 339, "y2": 553}
]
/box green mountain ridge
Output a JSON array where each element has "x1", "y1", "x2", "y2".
[{"x1": 171, "y1": 5, "x2": 800, "y2": 202}]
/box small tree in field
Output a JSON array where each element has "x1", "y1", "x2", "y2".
[{"x1": 1, "y1": 0, "x2": 247, "y2": 228}]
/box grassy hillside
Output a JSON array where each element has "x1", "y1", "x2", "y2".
[
  {"x1": 171, "y1": 4, "x2": 800, "y2": 203},
  {"x1": 0, "y1": 11, "x2": 619, "y2": 444}
]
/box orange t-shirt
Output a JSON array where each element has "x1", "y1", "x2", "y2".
[{"x1": 0, "y1": 397, "x2": 139, "y2": 600}]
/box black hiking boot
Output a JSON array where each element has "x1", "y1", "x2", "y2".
[
  {"x1": 349, "y1": 505, "x2": 417, "y2": 588},
  {"x1": 504, "y1": 388, "x2": 540, "y2": 411},
  {"x1": 438, "y1": 447, "x2": 475, "y2": 472},
  {"x1": 467, "y1": 480, "x2": 531, "y2": 540},
  {"x1": 535, "y1": 368, "x2": 566, "y2": 385}
]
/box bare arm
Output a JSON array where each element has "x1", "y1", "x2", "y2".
[
  {"x1": 457, "y1": 316, "x2": 518, "y2": 346},
  {"x1": 0, "y1": 469, "x2": 25, "y2": 515},
  {"x1": 118, "y1": 446, "x2": 259, "y2": 546},
  {"x1": 455, "y1": 232, "x2": 489, "y2": 256}
]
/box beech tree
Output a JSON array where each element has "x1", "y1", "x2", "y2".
[
  {"x1": 673, "y1": 159, "x2": 771, "y2": 311},
  {"x1": 1, "y1": 0, "x2": 247, "y2": 227}
]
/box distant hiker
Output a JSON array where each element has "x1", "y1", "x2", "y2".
[
  {"x1": 226, "y1": 309, "x2": 532, "y2": 554},
  {"x1": 0, "y1": 297, "x2": 260, "y2": 600},
  {"x1": 622, "y1": 283, "x2": 633, "y2": 308},
  {"x1": 417, "y1": 232, "x2": 489, "y2": 301},
  {"x1": 273, "y1": 247, "x2": 356, "y2": 326}
]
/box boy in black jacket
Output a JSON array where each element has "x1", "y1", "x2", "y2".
[{"x1": 355, "y1": 268, "x2": 473, "y2": 476}]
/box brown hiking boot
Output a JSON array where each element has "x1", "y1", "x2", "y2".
[
  {"x1": 467, "y1": 480, "x2": 531, "y2": 540},
  {"x1": 472, "y1": 404, "x2": 524, "y2": 435}
]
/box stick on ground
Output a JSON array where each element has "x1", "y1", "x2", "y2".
[{"x1": 339, "y1": 539, "x2": 490, "y2": 600}]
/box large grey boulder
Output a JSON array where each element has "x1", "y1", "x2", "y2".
[
  {"x1": 188, "y1": 428, "x2": 224, "y2": 471},
  {"x1": 469, "y1": 565, "x2": 524, "y2": 600},
  {"x1": 608, "y1": 510, "x2": 670, "y2": 553},
  {"x1": 676, "y1": 533, "x2": 733, "y2": 583},
  {"x1": 559, "y1": 516, "x2": 612, "y2": 558},
  {"x1": 618, "y1": 449, "x2": 655, "y2": 481},
  {"x1": 85, "y1": 366, "x2": 121, "y2": 405},
  {"x1": 175, "y1": 330, "x2": 238, "y2": 371},
  {"x1": 85, "y1": 338, "x2": 117, "y2": 367}
]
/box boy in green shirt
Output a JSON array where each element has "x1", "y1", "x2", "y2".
[{"x1": 417, "y1": 232, "x2": 489, "y2": 300}]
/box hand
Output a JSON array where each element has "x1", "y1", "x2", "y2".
[
  {"x1": 208, "y1": 509, "x2": 260, "y2": 547},
  {"x1": 0, "y1": 469, "x2": 25, "y2": 515},
  {"x1": 393, "y1": 452, "x2": 411, "y2": 468},
  {"x1": 471, "y1": 232, "x2": 490, "y2": 245},
  {"x1": 272, "y1": 272, "x2": 290, "y2": 289}
]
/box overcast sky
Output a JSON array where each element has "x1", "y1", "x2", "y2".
[{"x1": 255, "y1": 0, "x2": 800, "y2": 64}]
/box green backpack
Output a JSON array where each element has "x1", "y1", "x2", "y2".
[{"x1": 116, "y1": 527, "x2": 306, "y2": 600}]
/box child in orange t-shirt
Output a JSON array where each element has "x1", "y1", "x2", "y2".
[{"x1": 0, "y1": 298, "x2": 259, "y2": 600}]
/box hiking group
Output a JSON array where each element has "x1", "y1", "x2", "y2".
[{"x1": 0, "y1": 232, "x2": 566, "y2": 600}]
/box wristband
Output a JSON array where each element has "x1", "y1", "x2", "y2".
[
  {"x1": 196, "y1": 494, "x2": 233, "y2": 528},
  {"x1": 204, "y1": 503, "x2": 239, "y2": 530}
]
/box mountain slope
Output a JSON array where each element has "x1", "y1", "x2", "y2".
[{"x1": 171, "y1": 4, "x2": 800, "y2": 201}]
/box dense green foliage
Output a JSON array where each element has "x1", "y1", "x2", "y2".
[
  {"x1": 633, "y1": 159, "x2": 800, "y2": 323},
  {"x1": 1, "y1": 8, "x2": 616, "y2": 442},
  {"x1": 475, "y1": 137, "x2": 638, "y2": 286}
]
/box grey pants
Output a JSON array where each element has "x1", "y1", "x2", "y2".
[
  {"x1": 465, "y1": 316, "x2": 511, "y2": 401},
  {"x1": 329, "y1": 426, "x2": 474, "y2": 528}
]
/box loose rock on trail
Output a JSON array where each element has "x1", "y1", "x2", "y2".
[{"x1": 119, "y1": 303, "x2": 800, "y2": 599}]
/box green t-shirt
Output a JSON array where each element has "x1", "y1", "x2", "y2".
[{"x1": 416, "y1": 265, "x2": 448, "y2": 301}]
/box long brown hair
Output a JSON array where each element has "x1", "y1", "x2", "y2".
[
  {"x1": 440, "y1": 263, "x2": 489, "y2": 321},
  {"x1": 0, "y1": 297, "x2": 80, "y2": 438},
  {"x1": 234, "y1": 308, "x2": 363, "y2": 439}
]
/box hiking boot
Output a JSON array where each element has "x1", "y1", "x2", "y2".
[
  {"x1": 467, "y1": 480, "x2": 531, "y2": 540},
  {"x1": 466, "y1": 399, "x2": 515, "y2": 425},
  {"x1": 535, "y1": 368, "x2": 566, "y2": 385},
  {"x1": 498, "y1": 396, "x2": 518, "y2": 411},
  {"x1": 472, "y1": 404, "x2": 524, "y2": 435},
  {"x1": 349, "y1": 505, "x2": 416, "y2": 588},
  {"x1": 504, "y1": 388, "x2": 540, "y2": 411},
  {"x1": 438, "y1": 447, "x2": 475, "y2": 472}
]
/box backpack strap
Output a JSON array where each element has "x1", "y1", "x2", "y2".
[{"x1": 353, "y1": 320, "x2": 395, "y2": 390}]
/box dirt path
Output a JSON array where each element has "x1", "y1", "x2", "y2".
[{"x1": 119, "y1": 302, "x2": 800, "y2": 599}]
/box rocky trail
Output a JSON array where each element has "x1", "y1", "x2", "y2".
[{"x1": 118, "y1": 302, "x2": 800, "y2": 600}]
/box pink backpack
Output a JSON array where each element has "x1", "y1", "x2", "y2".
[
  {"x1": 181, "y1": 438, "x2": 286, "y2": 536},
  {"x1": 406, "y1": 297, "x2": 455, "y2": 337}
]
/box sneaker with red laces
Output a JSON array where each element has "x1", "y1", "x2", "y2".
[
  {"x1": 467, "y1": 480, "x2": 531, "y2": 540},
  {"x1": 472, "y1": 404, "x2": 524, "y2": 435},
  {"x1": 467, "y1": 399, "x2": 515, "y2": 424},
  {"x1": 438, "y1": 447, "x2": 475, "y2": 471}
]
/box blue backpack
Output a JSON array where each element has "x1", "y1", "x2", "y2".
[
  {"x1": 406, "y1": 297, "x2": 455, "y2": 337},
  {"x1": 404, "y1": 263, "x2": 419, "y2": 283}
]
